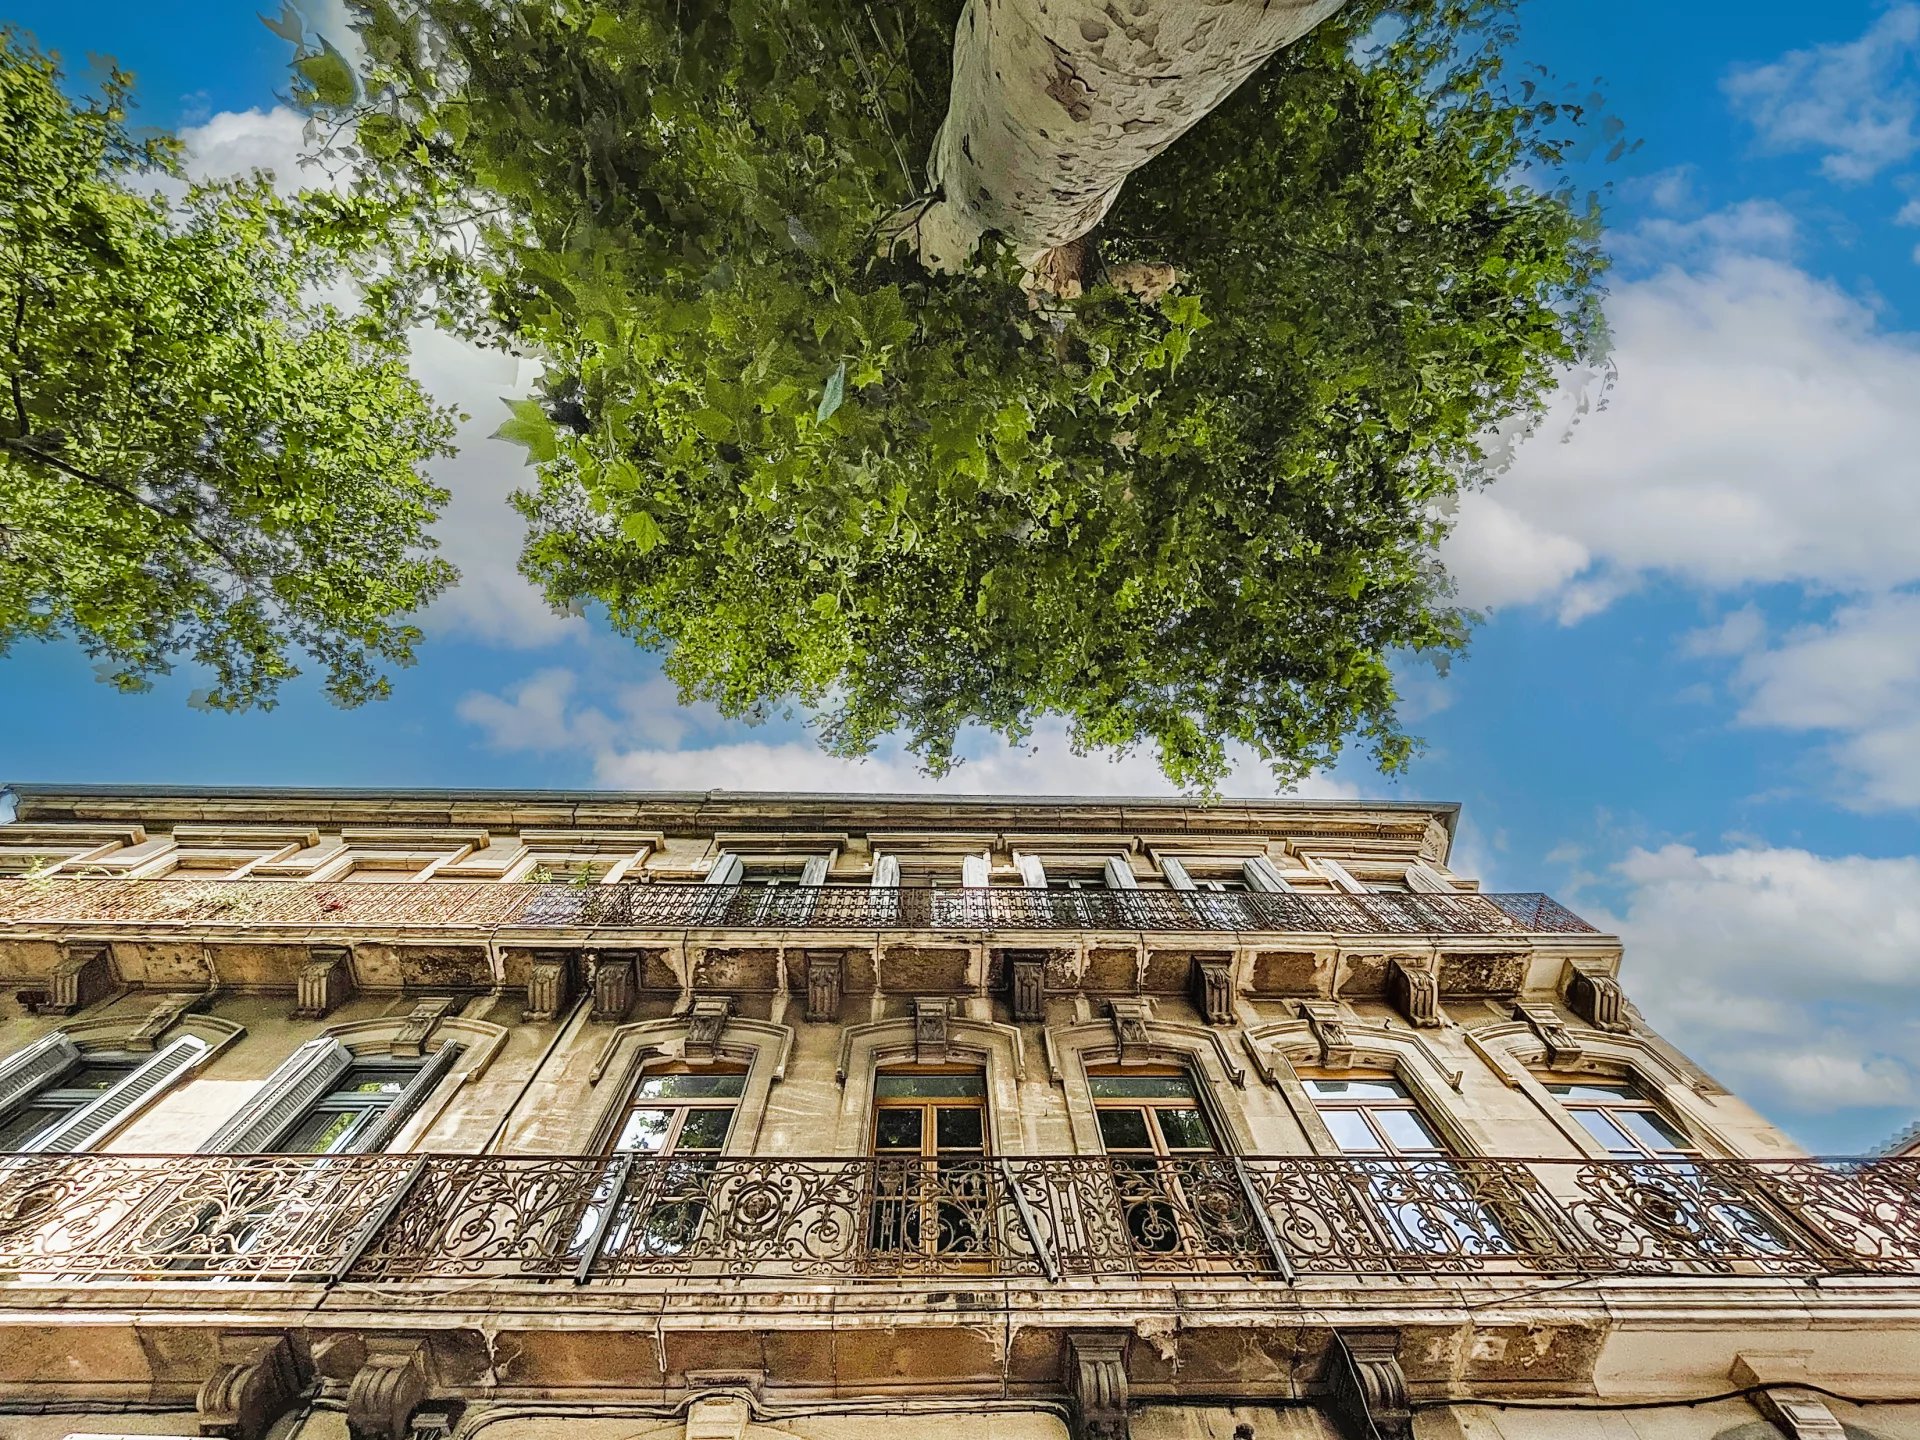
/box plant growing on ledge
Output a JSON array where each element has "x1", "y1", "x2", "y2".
[
  {"x1": 303, "y1": 0, "x2": 1608, "y2": 788},
  {"x1": 0, "y1": 30, "x2": 458, "y2": 711}
]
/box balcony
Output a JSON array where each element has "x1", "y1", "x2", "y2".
[
  {"x1": 0, "y1": 1152, "x2": 1910, "y2": 1288},
  {"x1": 0, "y1": 879, "x2": 1597, "y2": 936}
]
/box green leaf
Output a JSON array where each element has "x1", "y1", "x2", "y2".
[
  {"x1": 493, "y1": 397, "x2": 557, "y2": 463},
  {"x1": 816, "y1": 361, "x2": 846, "y2": 424},
  {"x1": 294, "y1": 38, "x2": 358, "y2": 109},
  {"x1": 622, "y1": 509, "x2": 665, "y2": 552}
]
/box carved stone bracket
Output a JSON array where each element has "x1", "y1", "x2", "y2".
[
  {"x1": 683, "y1": 994, "x2": 734, "y2": 1059},
  {"x1": 805, "y1": 952, "x2": 843, "y2": 1023},
  {"x1": 1296, "y1": 1001, "x2": 1354, "y2": 1068},
  {"x1": 1108, "y1": 998, "x2": 1154, "y2": 1065},
  {"x1": 524, "y1": 950, "x2": 572, "y2": 1023},
  {"x1": 1752, "y1": 1391, "x2": 1848, "y2": 1439},
  {"x1": 295, "y1": 945, "x2": 356, "y2": 1020},
  {"x1": 1386, "y1": 958, "x2": 1442, "y2": 1028},
  {"x1": 1514, "y1": 1001, "x2": 1583, "y2": 1066},
  {"x1": 1007, "y1": 950, "x2": 1048, "y2": 1023},
  {"x1": 389, "y1": 998, "x2": 453, "y2": 1059},
  {"x1": 42, "y1": 942, "x2": 113, "y2": 1015},
  {"x1": 1190, "y1": 953, "x2": 1234, "y2": 1026},
  {"x1": 1065, "y1": 1331, "x2": 1130, "y2": 1440},
  {"x1": 591, "y1": 951, "x2": 638, "y2": 1022},
  {"x1": 1566, "y1": 964, "x2": 1630, "y2": 1033},
  {"x1": 346, "y1": 1339, "x2": 431, "y2": 1440},
  {"x1": 914, "y1": 995, "x2": 953, "y2": 1065},
  {"x1": 686, "y1": 1396, "x2": 752, "y2": 1440},
  {"x1": 1325, "y1": 1329, "x2": 1411, "y2": 1440},
  {"x1": 197, "y1": 1333, "x2": 301, "y2": 1440}
]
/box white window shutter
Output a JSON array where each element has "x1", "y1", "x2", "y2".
[
  {"x1": 1160, "y1": 857, "x2": 1196, "y2": 891},
  {"x1": 870, "y1": 854, "x2": 900, "y2": 887},
  {"x1": 799, "y1": 855, "x2": 831, "y2": 887},
  {"x1": 1102, "y1": 857, "x2": 1138, "y2": 890},
  {"x1": 1404, "y1": 863, "x2": 1455, "y2": 895},
  {"x1": 353, "y1": 1043, "x2": 463, "y2": 1154},
  {"x1": 1242, "y1": 855, "x2": 1293, "y2": 893},
  {"x1": 26, "y1": 1034, "x2": 210, "y2": 1154},
  {"x1": 961, "y1": 853, "x2": 991, "y2": 889},
  {"x1": 1014, "y1": 853, "x2": 1047, "y2": 889},
  {"x1": 1310, "y1": 857, "x2": 1368, "y2": 894},
  {"x1": 197, "y1": 1036, "x2": 353, "y2": 1154},
  {"x1": 705, "y1": 852, "x2": 744, "y2": 885},
  {"x1": 0, "y1": 1032, "x2": 81, "y2": 1119}
]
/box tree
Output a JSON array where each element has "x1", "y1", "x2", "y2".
[
  {"x1": 0, "y1": 30, "x2": 458, "y2": 711},
  {"x1": 317, "y1": 0, "x2": 1608, "y2": 788}
]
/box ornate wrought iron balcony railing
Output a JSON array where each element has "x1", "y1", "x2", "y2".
[
  {"x1": 0, "y1": 1152, "x2": 1910, "y2": 1287},
  {"x1": 0, "y1": 879, "x2": 1597, "y2": 936}
]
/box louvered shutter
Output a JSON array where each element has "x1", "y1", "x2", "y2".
[
  {"x1": 1403, "y1": 863, "x2": 1454, "y2": 895},
  {"x1": 1241, "y1": 855, "x2": 1293, "y2": 893},
  {"x1": 197, "y1": 1036, "x2": 352, "y2": 1154},
  {"x1": 352, "y1": 1043, "x2": 464, "y2": 1154},
  {"x1": 1102, "y1": 857, "x2": 1138, "y2": 889},
  {"x1": 961, "y1": 853, "x2": 991, "y2": 888},
  {"x1": 870, "y1": 854, "x2": 900, "y2": 887},
  {"x1": 1310, "y1": 857, "x2": 1368, "y2": 894},
  {"x1": 26, "y1": 1034, "x2": 210, "y2": 1154},
  {"x1": 1014, "y1": 854, "x2": 1047, "y2": 889},
  {"x1": 799, "y1": 855, "x2": 831, "y2": 887},
  {"x1": 705, "y1": 852, "x2": 744, "y2": 885},
  {"x1": 0, "y1": 1032, "x2": 81, "y2": 1119},
  {"x1": 1160, "y1": 857, "x2": 1196, "y2": 891}
]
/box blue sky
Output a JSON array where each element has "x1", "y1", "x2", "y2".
[{"x1": 6, "y1": 0, "x2": 1920, "y2": 1152}]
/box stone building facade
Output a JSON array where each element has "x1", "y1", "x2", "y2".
[{"x1": 0, "y1": 783, "x2": 1914, "y2": 1440}]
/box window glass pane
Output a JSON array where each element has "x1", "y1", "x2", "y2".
[
  {"x1": 1097, "y1": 1108, "x2": 1154, "y2": 1151},
  {"x1": 1375, "y1": 1107, "x2": 1443, "y2": 1154},
  {"x1": 63, "y1": 1063, "x2": 136, "y2": 1092},
  {"x1": 1617, "y1": 1108, "x2": 1691, "y2": 1154},
  {"x1": 935, "y1": 1106, "x2": 984, "y2": 1151},
  {"x1": 1569, "y1": 1108, "x2": 1641, "y2": 1155},
  {"x1": 675, "y1": 1108, "x2": 735, "y2": 1151},
  {"x1": 1321, "y1": 1109, "x2": 1384, "y2": 1153},
  {"x1": 1547, "y1": 1082, "x2": 1639, "y2": 1101},
  {"x1": 280, "y1": 1108, "x2": 366, "y2": 1155},
  {"x1": 334, "y1": 1072, "x2": 410, "y2": 1097},
  {"x1": 1303, "y1": 1078, "x2": 1407, "y2": 1101},
  {"x1": 635, "y1": 1073, "x2": 746, "y2": 1100},
  {"x1": 1153, "y1": 1107, "x2": 1217, "y2": 1152},
  {"x1": 0, "y1": 1103, "x2": 69, "y2": 1151},
  {"x1": 1088, "y1": 1074, "x2": 1195, "y2": 1100},
  {"x1": 615, "y1": 1108, "x2": 675, "y2": 1153},
  {"x1": 874, "y1": 1072, "x2": 985, "y2": 1099},
  {"x1": 873, "y1": 1109, "x2": 923, "y2": 1150}
]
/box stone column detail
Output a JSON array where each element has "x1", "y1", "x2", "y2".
[
  {"x1": 805, "y1": 952, "x2": 843, "y2": 1022},
  {"x1": 591, "y1": 951, "x2": 638, "y2": 1022},
  {"x1": 524, "y1": 950, "x2": 572, "y2": 1022}
]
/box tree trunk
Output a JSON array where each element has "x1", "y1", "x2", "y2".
[{"x1": 907, "y1": 0, "x2": 1349, "y2": 274}]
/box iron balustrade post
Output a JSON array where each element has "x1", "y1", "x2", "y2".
[
  {"x1": 574, "y1": 1151, "x2": 637, "y2": 1284},
  {"x1": 1232, "y1": 1157, "x2": 1295, "y2": 1283},
  {"x1": 998, "y1": 1158, "x2": 1058, "y2": 1282},
  {"x1": 329, "y1": 1154, "x2": 429, "y2": 1285}
]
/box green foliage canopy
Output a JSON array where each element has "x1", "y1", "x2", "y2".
[
  {"x1": 330, "y1": 0, "x2": 1608, "y2": 787},
  {"x1": 0, "y1": 30, "x2": 458, "y2": 709}
]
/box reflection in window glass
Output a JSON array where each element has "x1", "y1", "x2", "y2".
[
  {"x1": 609, "y1": 1065, "x2": 744, "y2": 1156},
  {"x1": 1545, "y1": 1080, "x2": 1697, "y2": 1158},
  {"x1": 1306, "y1": 1075, "x2": 1445, "y2": 1156}
]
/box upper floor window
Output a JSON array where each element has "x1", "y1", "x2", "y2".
[
  {"x1": 1090, "y1": 1069, "x2": 1219, "y2": 1155},
  {"x1": 609, "y1": 1065, "x2": 745, "y2": 1155},
  {"x1": 871, "y1": 1068, "x2": 989, "y2": 1157},
  {"x1": 1303, "y1": 1075, "x2": 1447, "y2": 1156},
  {"x1": 0, "y1": 1056, "x2": 139, "y2": 1151},
  {"x1": 274, "y1": 1062, "x2": 424, "y2": 1154},
  {"x1": 1546, "y1": 1080, "x2": 1696, "y2": 1158}
]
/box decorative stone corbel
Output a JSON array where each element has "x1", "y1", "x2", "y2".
[
  {"x1": 1386, "y1": 958, "x2": 1442, "y2": 1028},
  {"x1": 1007, "y1": 950, "x2": 1048, "y2": 1023},
  {"x1": 125, "y1": 991, "x2": 208, "y2": 1050},
  {"x1": 1296, "y1": 1000, "x2": 1354, "y2": 1068},
  {"x1": 1730, "y1": 1355, "x2": 1847, "y2": 1438},
  {"x1": 1190, "y1": 953, "x2": 1234, "y2": 1026},
  {"x1": 389, "y1": 998, "x2": 453, "y2": 1059},
  {"x1": 1325, "y1": 1329, "x2": 1411, "y2": 1440},
  {"x1": 345, "y1": 1339, "x2": 431, "y2": 1440},
  {"x1": 591, "y1": 951, "x2": 638, "y2": 1022},
  {"x1": 523, "y1": 950, "x2": 572, "y2": 1023},
  {"x1": 913, "y1": 995, "x2": 953, "y2": 1065},
  {"x1": 43, "y1": 942, "x2": 113, "y2": 1014},
  {"x1": 1565, "y1": 963, "x2": 1631, "y2": 1033},
  {"x1": 1513, "y1": 1001, "x2": 1583, "y2": 1066},
  {"x1": 1065, "y1": 1331, "x2": 1130, "y2": 1440},
  {"x1": 683, "y1": 994, "x2": 734, "y2": 1059},
  {"x1": 686, "y1": 1396, "x2": 751, "y2": 1440},
  {"x1": 1108, "y1": 998, "x2": 1154, "y2": 1065},
  {"x1": 805, "y1": 952, "x2": 843, "y2": 1023},
  {"x1": 196, "y1": 1333, "x2": 301, "y2": 1440},
  {"x1": 294, "y1": 945, "x2": 356, "y2": 1020}
]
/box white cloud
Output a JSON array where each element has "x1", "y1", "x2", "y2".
[
  {"x1": 1444, "y1": 234, "x2": 1920, "y2": 610},
  {"x1": 457, "y1": 664, "x2": 1361, "y2": 799},
  {"x1": 1598, "y1": 842, "x2": 1920, "y2": 1118},
  {"x1": 178, "y1": 107, "x2": 325, "y2": 190},
  {"x1": 1680, "y1": 605, "x2": 1766, "y2": 659},
  {"x1": 1723, "y1": 5, "x2": 1920, "y2": 181}
]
